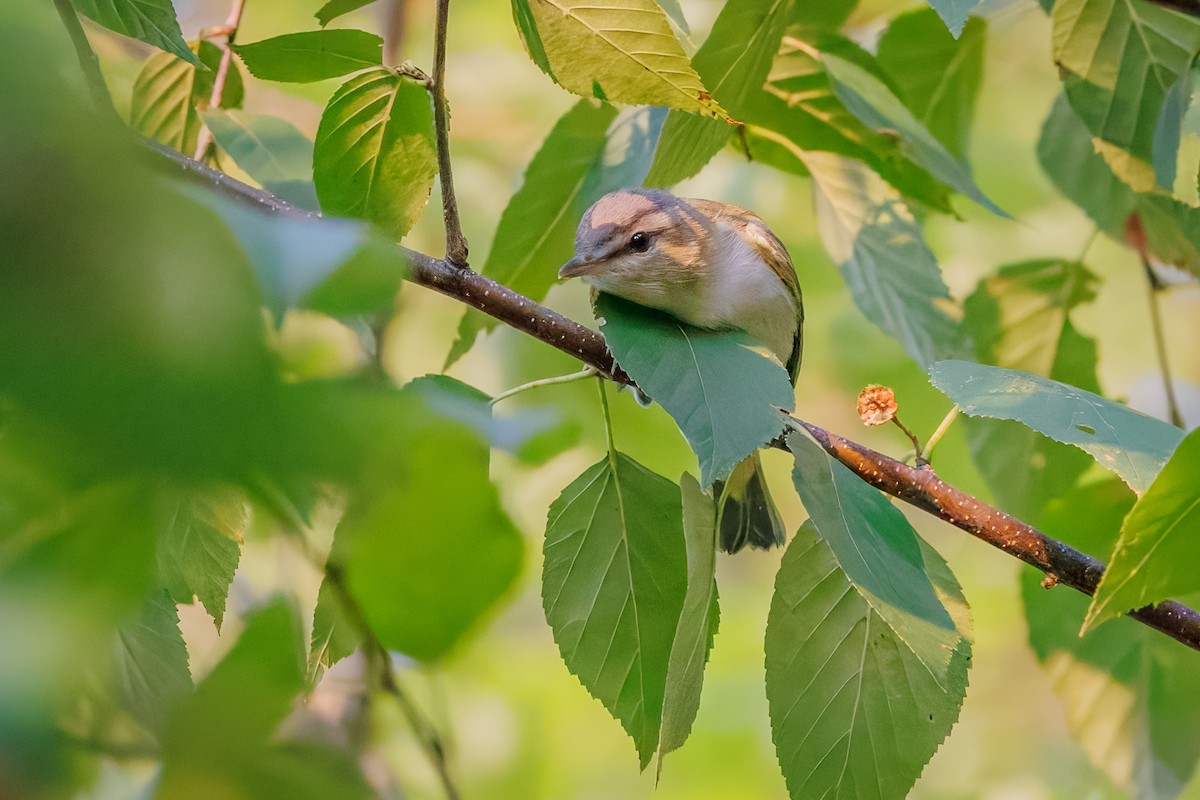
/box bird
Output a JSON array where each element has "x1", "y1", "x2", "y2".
[{"x1": 559, "y1": 187, "x2": 803, "y2": 553}]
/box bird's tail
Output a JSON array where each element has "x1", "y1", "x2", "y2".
[{"x1": 715, "y1": 452, "x2": 786, "y2": 553}]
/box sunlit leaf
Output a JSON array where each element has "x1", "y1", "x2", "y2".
[
  {"x1": 929, "y1": 360, "x2": 1184, "y2": 493},
  {"x1": 1087, "y1": 427, "x2": 1200, "y2": 630},
  {"x1": 446, "y1": 100, "x2": 617, "y2": 366},
  {"x1": 922, "y1": 0, "x2": 982, "y2": 38},
  {"x1": 645, "y1": 0, "x2": 794, "y2": 186},
  {"x1": 805, "y1": 151, "x2": 968, "y2": 367},
  {"x1": 1023, "y1": 479, "x2": 1200, "y2": 800},
  {"x1": 315, "y1": 0, "x2": 378, "y2": 26},
  {"x1": 200, "y1": 110, "x2": 318, "y2": 211},
  {"x1": 961, "y1": 259, "x2": 1100, "y2": 520},
  {"x1": 543, "y1": 452, "x2": 688, "y2": 769},
  {"x1": 510, "y1": 0, "x2": 726, "y2": 118},
  {"x1": 596, "y1": 294, "x2": 795, "y2": 486},
  {"x1": 876, "y1": 10, "x2": 985, "y2": 157},
  {"x1": 111, "y1": 589, "x2": 192, "y2": 737},
  {"x1": 823, "y1": 53, "x2": 1004, "y2": 215},
  {"x1": 308, "y1": 579, "x2": 359, "y2": 688},
  {"x1": 157, "y1": 492, "x2": 243, "y2": 629},
  {"x1": 71, "y1": 0, "x2": 200, "y2": 66},
  {"x1": 1052, "y1": 0, "x2": 1200, "y2": 170},
  {"x1": 130, "y1": 41, "x2": 244, "y2": 155},
  {"x1": 657, "y1": 473, "x2": 719, "y2": 767},
  {"x1": 313, "y1": 67, "x2": 437, "y2": 239},
  {"x1": 232, "y1": 29, "x2": 383, "y2": 83}
]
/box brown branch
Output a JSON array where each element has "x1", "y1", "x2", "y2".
[
  {"x1": 1144, "y1": 0, "x2": 1200, "y2": 16},
  {"x1": 431, "y1": 0, "x2": 468, "y2": 268},
  {"x1": 148, "y1": 145, "x2": 1200, "y2": 653},
  {"x1": 193, "y1": 0, "x2": 247, "y2": 162}
]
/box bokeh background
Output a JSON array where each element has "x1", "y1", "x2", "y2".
[{"x1": 57, "y1": 0, "x2": 1200, "y2": 796}]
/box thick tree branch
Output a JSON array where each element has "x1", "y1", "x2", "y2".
[{"x1": 148, "y1": 145, "x2": 1200, "y2": 654}]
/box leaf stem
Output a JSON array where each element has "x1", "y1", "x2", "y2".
[
  {"x1": 490, "y1": 367, "x2": 598, "y2": 405},
  {"x1": 1141, "y1": 254, "x2": 1185, "y2": 427},
  {"x1": 51, "y1": 0, "x2": 121, "y2": 124},
  {"x1": 193, "y1": 0, "x2": 247, "y2": 162},
  {"x1": 597, "y1": 377, "x2": 617, "y2": 465},
  {"x1": 922, "y1": 405, "x2": 959, "y2": 463},
  {"x1": 432, "y1": 0, "x2": 468, "y2": 267}
]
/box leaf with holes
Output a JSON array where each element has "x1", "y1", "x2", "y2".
[
  {"x1": 313, "y1": 67, "x2": 437, "y2": 239},
  {"x1": 510, "y1": 0, "x2": 726, "y2": 118},
  {"x1": 129, "y1": 40, "x2": 244, "y2": 155},
  {"x1": 232, "y1": 30, "x2": 382, "y2": 84},
  {"x1": 929, "y1": 360, "x2": 1184, "y2": 494},
  {"x1": 71, "y1": 0, "x2": 200, "y2": 66},
  {"x1": 596, "y1": 293, "x2": 795, "y2": 487},
  {"x1": 543, "y1": 453, "x2": 688, "y2": 769},
  {"x1": 1087, "y1": 427, "x2": 1200, "y2": 630}
]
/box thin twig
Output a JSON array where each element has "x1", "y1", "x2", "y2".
[
  {"x1": 1141, "y1": 254, "x2": 1185, "y2": 427},
  {"x1": 51, "y1": 0, "x2": 121, "y2": 124},
  {"x1": 889, "y1": 415, "x2": 925, "y2": 466},
  {"x1": 144, "y1": 136, "x2": 1200, "y2": 654},
  {"x1": 431, "y1": 0, "x2": 469, "y2": 267},
  {"x1": 324, "y1": 564, "x2": 462, "y2": 800},
  {"x1": 193, "y1": 0, "x2": 247, "y2": 162}
]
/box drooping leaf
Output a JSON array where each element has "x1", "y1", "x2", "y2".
[
  {"x1": 1023, "y1": 479, "x2": 1200, "y2": 800},
  {"x1": 315, "y1": 0, "x2": 378, "y2": 26},
  {"x1": 446, "y1": 100, "x2": 617, "y2": 366},
  {"x1": 645, "y1": 0, "x2": 795, "y2": 187},
  {"x1": 929, "y1": 360, "x2": 1184, "y2": 494},
  {"x1": 805, "y1": 151, "x2": 969, "y2": 368},
  {"x1": 1087, "y1": 427, "x2": 1200, "y2": 630},
  {"x1": 200, "y1": 110, "x2": 318, "y2": 211},
  {"x1": 543, "y1": 452, "x2": 688, "y2": 769},
  {"x1": 156, "y1": 492, "x2": 244, "y2": 629},
  {"x1": 961, "y1": 259, "x2": 1101, "y2": 521},
  {"x1": 111, "y1": 589, "x2": 192, "y2": 737},
  {"x1": 1052, "y1": 0, "x2": 1200, "y2": 172},
  {"x1": 509, "y1": 0, "x2": 726, "y2": 119},
  {"x1": 766, "y1": 512, "x2": 969, "y2": 798},
  {"x1": 130, "y1": 40, "x2": 244, "y2": 155},
  {"x1": 876, "y1": 10, "x2": 985, "y2": 157},
  {"x1": 922, "y1": 0, "x2": 982, "y2": 38},
  {"x1": 596, "y1": 294, "x2": 795, "y2": 487},
  {"x1": 231, "y1": 30, "x2": 383, "y2": 84},
  {"x1": 338, "y1": 377, "x2": 523, "y2": 662},
  {"x1": 657, "y1": 473, "x2": 719, "y2": 768},
  {"x1": 313, "y1": 67, "x2": 437, "y2": 239},
  {"x1": 822, "y1": 53, "x2": 1004, "y2": 215},
  {"x1": 71, "y1": 0, "x2": 200, "y2": 66}
]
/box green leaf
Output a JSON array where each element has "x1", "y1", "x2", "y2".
[
  {"x1": 804, "y1": 151, "x2": 968, "y2": 367},
  {"x1": 543, "y1": 453, "x2": 688, "y2": 769},
  {"x1": 231, "y1": 30, "x2": 383, "y2": 84},
  {"x1": 315, "y1": 0, "x2": 378, "y2": 26},
  {"x1": 446, "y1": 100, "x2": 617, "y2": 366},
  {"x1": 509, "y1": 0, "x2": 727, "y2": 119},
  {"x1": 1023, "y1": 479, "x2": 1200, "y2": 800},
  {"x1": 644, "y1": 0, "x2": 794, "y2": 187},
  {"x1": 338, "y1": 377, "x2": 523, "y2": 661},
  {"x1": 111, "y1": 589, "x2": 192, "y2": 737},
  {"x1": 596, "y1": 293, "x2": 795, "y2": 486},
  {"x1": 200, "y1": 110, "x2": 318, "y2": 211},
  {"x1": 71, "y1": 0, "x2": 200, "y2": 67},
  {"x1": 929, "y1": 360, "x2": 1185, "y2": 494},
  {"x1": 130, "y1": 40, "x2": 244, "y2": 155},
  {"x1": 766, "y1": 515, "x2": 970, "y2": 800},
  {"x1": 961, "y1": 259, "x2": 1101, "y2": 520},
  {"x1": 308, "y1": 578, "x2": 360, "y2": 688},
  {"x1": 1087, "y1": 427, "x2": 1200, "y2": 630},
  {"x1": 876, "y1": 10, "x2": 985, "y2": 158},
  {"x1": 823, "y1": 52, "x2": 1004, "y2": 216},
  {"x1": 657, "y1": 473, "x2": 719, "y2": 767},
  {"x1": 922, "y1": 0, "x2": 981, "y2": 38},
  {"x1": 313, "y1": 67, "x2": 437, "y2": 239},
  {"x1": 159, "y1": 601, "x2": 374, "y2": 798},
  {"x1": 1052, "y1": 0, "x2": 1200, "y2": 169},
  {"x1": 157, "y1": 492, "x2": 244, "y2": 629},
  {"x1": 740, "y1": 31, "x2": 952, "y2": 212}
]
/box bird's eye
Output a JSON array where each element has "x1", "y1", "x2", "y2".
[{"x1": 629, "y1": 232, "x2": 651, "y2": 253}]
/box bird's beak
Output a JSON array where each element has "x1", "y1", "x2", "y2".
[{"x1": 558, "y1": 255, "x2": 599, "y2": 279}]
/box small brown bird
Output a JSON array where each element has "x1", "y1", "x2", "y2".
[{"x1": 560, "y1": 188, "x2": 803, "y2": 552}]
